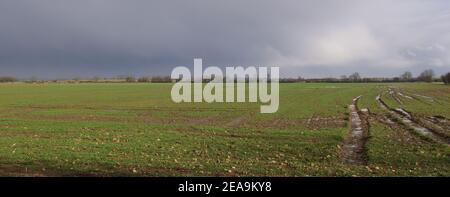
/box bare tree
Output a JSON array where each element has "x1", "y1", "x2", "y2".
[
  {"x1": 418, "y1": 69, "x2": 434, "y2": 82},
  {"x1": 151, "y1": 76, "x2": 171, "y2": 83},
  {"x1": 125, "y1": 76, "x2": 136, "y2": 82},
  {"x1": 348, "y1": 72, "x2": 361, "y2": 82},
  {"x1": 93, "y1": 76, "x2": 102, "y2": 82},
  {"x1": 137, "y1": 76, "x2": 151, "y2": 82},
  {"x1": 400, "y1": 71, "x2": 413, "y2": 81},
  {"x1": 441, "y1": 72, "x2": 450, "y2": 85}
]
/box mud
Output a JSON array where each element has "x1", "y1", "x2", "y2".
[
  {"x1": 306, "y1": 114, "x2": 347, "y2": 129},
  {"x1": 397, "y1": 92, "x2": 413, "y2": 99},
  {"x1": 225, "y1": 116, "x2": 247, "y2": 127},
  {"x1": 374, "y1": 114, "x2": 425, "y2": 145},
  {"x1": 412, "y1": 93, "x2": 434, "y2": 100},
  {"x1": 388, "y1": 87, "x2": 403, "y2": 105},
  {"x1": 413, "y1": 115, "x2": 450, "y2": 139},
  {"x1": 341, "y1": 95, "x2": 369, "y2": 165},
  {"x1": 376, "y1": 93, "x2": 449, "y2": 145},
  {"x1": 408, "y1": 92, "x2": 437, "y2": 104},
  {"x1": 253, "y1": 116, "x2": 346, "y2": 129},
  {"x1": 427, "y1": 116, "x2": 449, "y2": 126}
]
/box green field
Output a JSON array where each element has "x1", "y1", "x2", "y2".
[{"x1": 0, "y1": 82, "x2": 448, "y2": 176}]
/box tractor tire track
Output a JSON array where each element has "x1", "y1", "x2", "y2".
[
  {"x1": 376, "y1": 93, "x2": 450, "y2": 145},
  {"x1": 341, "y1": 95, "x2": 369, "y2": 165},
  {"x1": 388, "y1": 87, "x2": 403, "y2": 105}
]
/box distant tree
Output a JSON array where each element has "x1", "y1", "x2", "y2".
[
  {"x1": 400, "y1": 71, "x2": 413, "y2": 81},
  {"x1": 441, "y1": 72, "x2": 450, "y2": 85},
  {"x1": 418, "y1": 69, "x2": 434, "y2": 82},
  {"x1": 125, "y1": 76, "x2": 136, "y2": 82},
  {"x1": 0, "y1": 76, "x2": 18, "y2": 83},
  {"x1": 93, "y1": 76, "x2": 102, "y2": 82},
  {"x1": 137, "y1": 76, "x2": 151, "y2": 83},
  {"x1": 348, "y1": 72, "x2": 361, "y2": 82},
  {"x1": 151, "y1": 76, "x2": 171, "y2": 83},
  {"x1": 29, "y1": 76, "x2": 38, "y2": 83},
  {"x1": 116, "y1": 75, "x2": 127, "y2": 80}
]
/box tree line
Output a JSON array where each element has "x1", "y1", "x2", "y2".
[
  {"x1": 1, "y1": 69, "x2": 449, "y2": 84},
  {"x1": 283, "y1": 69, "x2": 450, "y2": 84}
]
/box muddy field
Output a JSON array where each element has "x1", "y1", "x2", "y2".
[{"x1": 0, "y1": 82, "x2": 448, "y2": 176}]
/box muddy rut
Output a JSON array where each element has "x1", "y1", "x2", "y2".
[
  {"x1": 376, "y1": 93, "x2": 450, "y2": 145},
  {"x1": 340, "y1": 88, "x2": 448, "y2": 165},
  {"x1": 341, "y1": 95, "x2": 369, "y2": 164}
]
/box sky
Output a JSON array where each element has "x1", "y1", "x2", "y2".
[{"x1": 0, "y1": 0, "x2": 449, "y2": 79}]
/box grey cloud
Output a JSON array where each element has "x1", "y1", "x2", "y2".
[{"x1": 0, "y1": 0, "x2": 449, "y2": 79}]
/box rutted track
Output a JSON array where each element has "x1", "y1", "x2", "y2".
[
  {"x1": 341, "y1": 95, "x2": 369, "y2": 164},
  {"x1": 376, "y1": 93, "x2": 450, "y2": 145},
  {"x1": 388, "y1": 87, "x2": 403, "y2": 105}
]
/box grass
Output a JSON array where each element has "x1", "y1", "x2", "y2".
[{"x1": 0, "y1": 82, "x2": 448, "y2": 176}]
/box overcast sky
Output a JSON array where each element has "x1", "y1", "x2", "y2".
[{"x1": 0, "y1": 0, "x2": 449, "y2": 79}]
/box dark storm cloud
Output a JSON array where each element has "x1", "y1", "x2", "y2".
[{"x1": 0, "y1": 0, "x2": 449, "y2": 79}]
